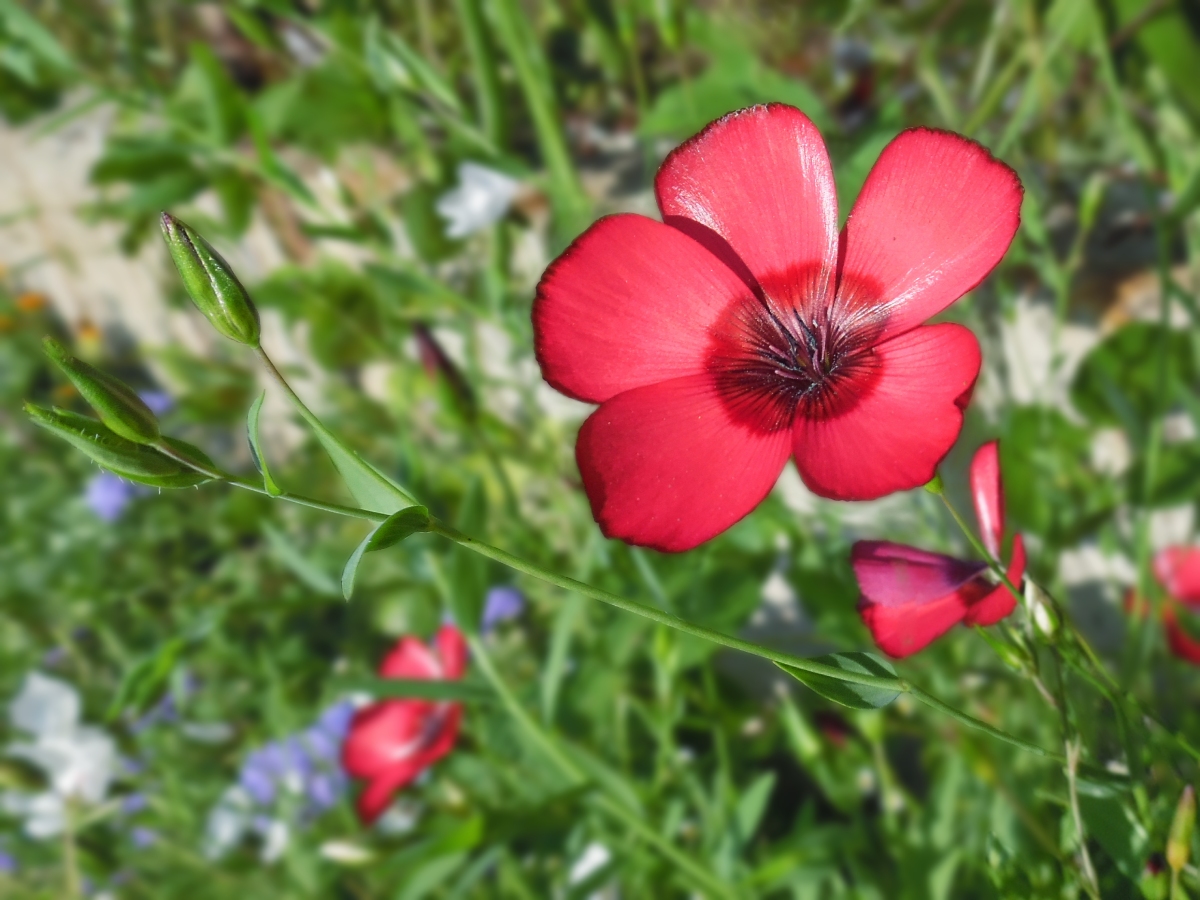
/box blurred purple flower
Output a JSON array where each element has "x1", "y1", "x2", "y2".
[
  {"x1": 482, "y1": 586, "x2": 525, "y2": 633},
  {"x1": 0, "y1": 849, "x2": 15, "y2": 873},
  {"x1": 316, "y1": 701, "x2": 355, "y2": 741},
  {"x1": 137, "y1": 390, "x2": 173, "y2": 416},
  {"x1": 239, "y1": 749, "x2": 279, "y2": 806},
  {"x1": 131, "y1": 827, "x2": 158, "y2": 849},
  {"x1": 120, "y1": 793, "x2": 148, "y2": 816},
  {"x1": 85, "y1": 473, "x2": 135, "y2": 521}
]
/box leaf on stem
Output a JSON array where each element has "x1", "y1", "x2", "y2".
[
  {"x1": 246, "y1": 391, "x2": 282, "y2": 496},
  {"x1": 341, "y1": 505, "x2": 431, "y2": 600},
  {"x1": 776, "y1": 651, "x2": 901, "y2": 710}
]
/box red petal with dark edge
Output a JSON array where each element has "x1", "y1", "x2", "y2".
[
  {"x1": 792, "y1": 323, "x2": 981, "y2": 501},
  {"x1": 859, "y1": 590, "x2": 970, "y2": 658},
  {"x1": 1154, "y1": 547, "x2": 1200, "y2": 606},
  {"x1": 970, "y1": 441, "x2": 1004, "y2": 560},
  {"x1": 576, "y1": 374, "x2": 792, "y2": 552},
  {"x1": 851, "y1": 541, "x2": 987, "y2": 607},
  {"x1": 533, "y1": 214, "x2": 755, "y2": 404},
  {"x1": 837, "y1": 128, "x2": 1022, "y2": 343},
  {"x1": 963, "y1": 533, "x2": 1027, "y2": 626},
  {"x1": 655, "y1": 104, "x2": 839, "y2": 306}
]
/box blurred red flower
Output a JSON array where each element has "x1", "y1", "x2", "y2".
[
  {"x1": 534, "y1": 103, "x2": 1022, "y2": 552},
  {"x1": 342, "y1": 625, "x2": 467, "y2": 823},
  {"x1": 1150, "y1": 548, "x2": 1200, "y2": 664},
  {"x1": 853, "y1": 442, "x2": 1026, "y2": 657}
]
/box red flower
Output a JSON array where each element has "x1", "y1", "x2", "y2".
[
  {"x1": 1151, "y1": 548, "x2": 1200, "y2": 664},
  {"x1": 341, "y1": 625, "x2": 467, "y2": 823},
  {"x1": 534, "y1": 104, "x2": 1022, "y2": 552},
  {"x1": 853, "y1": 442, "x2": 1026, "y2": 657}
]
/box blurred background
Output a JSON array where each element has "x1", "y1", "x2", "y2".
[{"x1": 2, "y1": 0, "x2": 1200, "y2": 897}]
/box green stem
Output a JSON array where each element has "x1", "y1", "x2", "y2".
[
  {"x1": 434, "y1": 520, "x2": 1052, "y2": 759},
  {"x1": 152, "y1": 440, "x2": 385, "y2": 523},
  {"x1": 467, "y1": 636, "x2": 740, "y2": 899},
  {"x1": 253, "y1": 345, "x2": 419, "y2": 509}
]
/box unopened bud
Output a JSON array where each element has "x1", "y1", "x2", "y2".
[
  {"x1": 1024, "y1": 579, "x2": 1060, "y2": 641},
  {"x1": 160, "y1": 213, "x2": 260, "y2": 347},
  {"x1": 43, "y1": 338, "x2": 160, "y2": 444},
  {"x1": 1168, "y1": 784, "x2": 1195, "y2": 873},
  {"x1": 25, "y1": 404, "x2": 209, "y2": 488}
]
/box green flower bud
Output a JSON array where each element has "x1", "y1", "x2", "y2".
[
  {"x1": 1023, "y1": 578, "x2": 1060, "y2": 642},
  {"x1": 160, "y1": 213, "x2": 260, "y2": 347},
  {"x1": 1168, "y1": 784, "x2": 1195, "y2": 873},
  {"x1": 25, "y1": 404, "x2": 210, "y2": 488},
  {"x1": 42, "y1": 337, "x2": 160, "y2": 444}
]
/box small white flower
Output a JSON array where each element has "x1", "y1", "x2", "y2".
[
  {"x1": 569, "y1": 842, "x2": 612, "y2": 885},
  {"x1": 9, "y1": 672, "x2": 79, "y2": 738},
  {"x1": 375, "y1": 797, "x2": 423, "y2": 835},
  {"x1": 3, "y1": 673, "x2": 116, "y2": 839},
  {"x1": 319, "y1": 839, "x2": 375, "y2": 865},
  {"x1": 435, "y1": 162, "x2": 520, "y2": 239},
  {"x1": 1, "y1": 791, "x2": 65, "y2": 839},
  {"x1": 258, "y1": 818, "x2": 290, "y2": 864},
  {"x1": 203, "y1": 786, "x2": 253, "y2": 859}
]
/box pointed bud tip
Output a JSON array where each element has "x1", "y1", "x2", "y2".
[
  {"x1": 160, "y1": 212, "x2": 260, "y2": 347},
  {"x1": 40, "y1": 337, "x2": 160, "y2": 444}
]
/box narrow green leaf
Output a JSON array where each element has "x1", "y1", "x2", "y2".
[
  {"x1": 734, "y1": 772, "x2": 777, "y2": 846},
  {"x1": 332, "y1": 675, "x2": 490, "y2": 703},
  {"x1": 294, "y1": 405, "x2": 418, "y2": 514},
  {"x1": 365, "y1": 18, "x2": 465, "y2": 115},
  {"x1": 341, "y1": 534, "x2": 372, "y2": 601},
  {"x1": 368, "y1": 505, "x2": 432, "y2": 551},
  {"x1": 777, "y1": 652, "x2": 901, "y2": 710},
  {"x1": 341, "y1": 506, "x2": 431, "y2": 600},
  {"x1": 246, "y1": 391, "x2": 281, "y2": 496}
]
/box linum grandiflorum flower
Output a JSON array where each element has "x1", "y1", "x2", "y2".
[
  {"x1": 534, "y1": 104, "x2": 1022, "y2": 551},
  {"x1": 342, "y1": 626, "x2": 467, "y2": 823},
  {"x1": 1141, "y1": 548, "x2": 1200, "y2": 664},
  {"x1": 853, "y1": 442, "x2": 1026, "y2": 657}
]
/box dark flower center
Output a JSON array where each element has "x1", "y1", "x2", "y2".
[{"x1": 707, "y1": 266, "x2": 886, "y2": 433}]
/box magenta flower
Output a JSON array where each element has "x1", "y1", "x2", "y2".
[{"x1": 853, "y1": 442, "x2": 1026, "y2": 657}]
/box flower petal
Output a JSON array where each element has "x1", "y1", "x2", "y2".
[
  {"x1": 434, "y1": 625, "x2": 468, "y2": 679},
  {"x1": 356, "y1": 757, "x2": 425, "y2": 823},
  {"x1": 341, "y1": 701, "x2": 430, "y2": 778},
  {"x1": 576, "y1": 374, "x2": 792, "y2": 551},
  {"x1": 1165, "y1": 605, "x2": 1200, "y2": 666},
  {"x1": 859, "y1": 591, "x2": 969, "y2": 658},
  {"x1": 838, "y1": 128, "x2": 1021, "y2": 342},
  {"x1": 533, "y1": 214, "x2": 754, "y2": 403},
  {"x1": 1154, "y1": 547, "x2": 1200, "y2": 606},
  {"x1": 792, "y1": 323, "x2": 980, "y2": 500},
  {"x1": 851, "y1": 541, "x2": 987, "y2": 607},
  {"x1": 969, "y1": 440, "x2": 1004, "y2": 559},
  {"x1": 655, "y1": 104, "x2": 838, "y2": 302},
  {"x1": 963, "y1": 534, "x2": 1027, "y2": 626},
  {"x1": 378, "y1": 636, "x2": 442, "y2": 680}
]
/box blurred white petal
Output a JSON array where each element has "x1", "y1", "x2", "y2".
[
  {"x1": 9, "y1": 673, "x2": 80, "y2": 738},
  {"x1": 435, "y1": 163, "x2": 520, "y2": 239}
]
